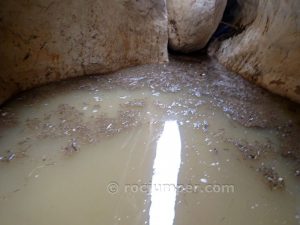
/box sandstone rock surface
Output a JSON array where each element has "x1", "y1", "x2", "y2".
[
  {"x1": 0, "y1": 0, "x2": 168, "y2": 104},
  {"x1": 1, "y1": 0, "x2": 300, "y2": 105},
  {"x1": 210, "y1": 0, "x2": 300, "y2": 103},
  {"x1": 167, "y1": 0, "x2": 227, "y2": 53}
]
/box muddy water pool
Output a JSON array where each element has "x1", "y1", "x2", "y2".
[{"x1": 0, "y1": 56, "x2": 300, "y2": 225}]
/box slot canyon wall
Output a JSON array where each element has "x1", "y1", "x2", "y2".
[
  {"x1": 210, "y1": 0, "x2": 300, "y2": 103},
  {"x1": 0, "y1": 0, "x2": 168, "y2": 104},
  {"x1": 0, "y1": 0, "x2": 300, "y2": 104}
]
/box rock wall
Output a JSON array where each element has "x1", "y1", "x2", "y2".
[
  {"x1": 1, "y1": 0, "x2": 300, "y2": 105},
  {"x1": 0, "y1": 0, "x2": 168, "y2": 104},
  {"x1": 167, "y1": 0, "x2": 227, "y2": 53},
  {"x1": 210, "y1": 0, "x2": 300, "y2": 103}
]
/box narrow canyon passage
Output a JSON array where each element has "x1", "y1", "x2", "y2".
[{"x1": 0, "y1": 56, "x2": 299, "y2": 225}]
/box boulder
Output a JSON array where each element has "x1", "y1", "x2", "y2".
[
  {"x1": 210, "y1": 0, "x2": 300, "y2": 103},
  {"x1": 0, "y1": 0, "x2": 168, "y2": 104},
  {"x1": 167, "y1": 0, "x2": 227, "y2": 53}
]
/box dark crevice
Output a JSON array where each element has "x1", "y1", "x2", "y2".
[
  {"x1": 167, "y1": 45, "x2": 207, "y2": 58},
  {"x1": 211, "y1": 0, "x2": 245, "y2": 42}
]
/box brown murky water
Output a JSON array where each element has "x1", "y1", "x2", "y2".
[{"x1": 0, "y1": 56, "x2": 300, "y2": 225}]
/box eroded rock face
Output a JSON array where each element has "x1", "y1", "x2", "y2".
[
  {"x1": 0, "y1": 0, "x2": 168, "y2": 104},
  {"x1": 167, "y1": 0, "x2": 227, "y2": 53},
  {"x1": 210, "y1": 0, "x2": 300, "y2": 103}
]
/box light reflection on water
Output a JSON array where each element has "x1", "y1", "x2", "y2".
[{"x1": 150, "y1": 121, "x2": 181, "y2": 225}]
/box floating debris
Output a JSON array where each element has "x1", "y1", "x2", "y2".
[
  {"x1": 258, "y1": 166, "x2": 285, "y2": 190},
  {"x1": 202, "y1": 120, "x2": 209, "y2": 132},
  {"x1": 0, "y1": 151, "x2": 27, "y2": 162},
  {"x1": 122, "y1": 100, "x2": 145, "y2": 108},
  {"x1": 192, "y1": 120, "x2": 209, "y2": 132},
  {"x1": 63, "y1": 139, "x2": 80, "y2": 156},
  {"x1": 193, "y1": 121, "x2": 202, "y2": 129},
  {"x1": 227, "y1": 138, "x2": 273, "y2": 160},
  {"x1": 7, "y1": 153, "x2": 15, "y2": 161}
]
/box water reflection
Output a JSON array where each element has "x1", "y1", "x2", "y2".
[{"x1": 149, "y1": 121, "x2": 182, "y2": 225}]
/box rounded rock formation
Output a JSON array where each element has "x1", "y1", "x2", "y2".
[{"x1": 167, "y1": 0, "x2": 227, "y2": 53}]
